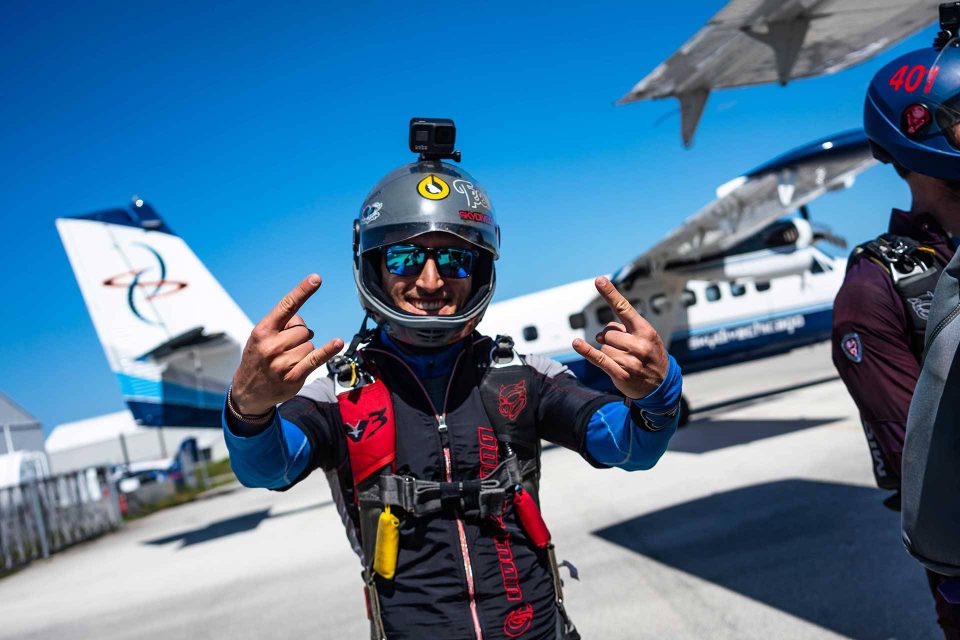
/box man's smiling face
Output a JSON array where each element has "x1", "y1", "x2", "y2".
[{"x1": 380, "y1": 231, "x2": 473, "y2": 316}]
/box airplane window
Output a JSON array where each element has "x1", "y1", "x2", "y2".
[
  {"x1": 730, "y1": 282, "x2": 746, "y2": 297},
  {"x1": 810, "y1": 257, "x2": 825, "y2": 274},
  {"x1": 705, "y1": 284, "x2": 722, "y2": 302},
  {"x1": 522, "y1": 326, "x2": 538, "y2": 342},
  {"x1": 681, "y1": 290, "x2": 696, "y2": 307},
  {"x1": 755, "y1": 281, "x2": 771, "y2": 292},
  {"x1": 629, "y1": 299, "x2": 647, "y2": 316},
  {"x1": 597, "y1": 306, "x2": 615, "y2": 324},
  {"x1": 651, "y1": 294, "x2": 671, "y2": 314},
  {"x1": 568, "y1": 313, "x2": 586, "y2": 330}
]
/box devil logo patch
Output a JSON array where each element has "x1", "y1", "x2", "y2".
[{"x1": 498, "y1": 380, "x2": 528, "y2": 421}]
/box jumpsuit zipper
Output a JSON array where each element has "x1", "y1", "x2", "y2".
[{"x1": 365, "y1": 347, "x2": 485, "y2": 640}]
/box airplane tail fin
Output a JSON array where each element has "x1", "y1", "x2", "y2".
[{"x1": 56, "y1": 198, "x2": 253, "y2": 428}]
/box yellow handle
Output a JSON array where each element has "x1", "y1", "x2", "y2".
[
  {"x1": 373, "y1": 506, "x2": 400, "y2": 580},
  {"x1": 347, "y1": 362, "x2": 358, "y2": 388}
]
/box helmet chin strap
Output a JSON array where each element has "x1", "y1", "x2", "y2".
[{"x1": 344, "y1": 313, "x2": 376, "y2": 360}]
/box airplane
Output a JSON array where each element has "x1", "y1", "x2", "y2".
[
  {"x1": 479, "y1": 129, "x2": 877, "y2": 421},
  {"x1": 617, "y1": 0, "x2": 941, "y2": 146},
  {"x1": 56, "y1": 201, "x2": 252, "y2": 430},
  {"x1": 55, "y1": 131, "x2": 875, "y2": 432}
]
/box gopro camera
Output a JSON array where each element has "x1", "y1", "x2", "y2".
[
  {"x1": 936, "y1": 2, "x2": 960, "y2": 48},
  {"x1": 409, "y1": 117, "x2": 461, "y2": 162}
]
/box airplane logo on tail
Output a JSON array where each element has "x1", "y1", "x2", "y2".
[{"x1": 102, "y1": 243, "x2": 188, "y2": 324}]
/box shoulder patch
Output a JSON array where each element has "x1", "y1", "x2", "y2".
[{"x1": 840, "y1": 332, "x2": 863, "y2": 363}]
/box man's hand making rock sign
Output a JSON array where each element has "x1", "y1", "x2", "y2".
[
  {"x1": 230, "y1": 274, "x2": 344, "y2": 417},
  {"x1": 572, "y1": 277, "x2": 670, "y2": 400}
]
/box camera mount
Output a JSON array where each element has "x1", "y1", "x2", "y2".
[
  {"x1": 935, "y1": 2, "x2": 960, "y2": 49},
  {"x1": 409, "y1": 117, "x2": 461, "y2": 162}
]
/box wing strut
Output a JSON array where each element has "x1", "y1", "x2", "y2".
[
  {"x1": 679, "y1": 89, "x2": 710, "y2": 147},
  {"x1": 742, "y1": 17, "x2": 811, "y2": 86}
]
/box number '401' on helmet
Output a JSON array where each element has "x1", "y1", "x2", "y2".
[{"x1": 865, "y1": 39, "x2": 960, "y2": 180}]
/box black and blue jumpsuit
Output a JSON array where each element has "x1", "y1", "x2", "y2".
[{"x1": 223, "y1": 330, "x2": 682, "y2": 639}]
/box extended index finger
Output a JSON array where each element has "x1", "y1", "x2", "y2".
[
  {"x1": 262, "y1": 274, "x2": 322, "y2": 331},
  {"x1": 595, "y1": 276, "x2": 647, "y2": 334}
]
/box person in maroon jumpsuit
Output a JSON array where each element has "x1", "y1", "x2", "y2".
[
  {"x1": 833, "y1": 209, "x2": 954, "y2": 497},
  {"x1": 833, "y1": 206, "x2": 958, "y2": 637},
  {"x1": 835, "y1": 34, "x2": 960, "y2": 634}
]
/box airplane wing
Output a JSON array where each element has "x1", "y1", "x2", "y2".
[
  {"x1": 611, "y1": 129, "x2": 876, "y2": 285},
  {"x1": 618, "y1": 0, "x2": 940, "y2": 146}
]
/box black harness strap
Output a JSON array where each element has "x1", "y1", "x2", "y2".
[
  {"x1": 849, "y1": 234, "x2": 943, "y2": 359},
  {"x1": 358, "y1": 456, "x2": 537, "y2": 519},
  {"x1": 478, "y1": 335, "x2": 541, "y2": 453}
]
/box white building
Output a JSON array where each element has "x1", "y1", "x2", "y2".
[
  {"x1": 0, "y1": 392, "x2": 45, "y2": 455},
  {"x1": 46, "y1": 411, "x2": 228, "y2": 474},
  {"x1": 0, "y1": 392, "x2": 50, "y2": 488}
]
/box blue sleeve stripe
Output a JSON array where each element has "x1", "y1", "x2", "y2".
[
  {"x1": 279, "y1": 417, "x2": 312, "y2": 486},
  {"x1": 588, "y1": 402, "x2": 634, "y2": 465},
  {"x1": 585, "y1": 357, "x2": 682, "y2": 471},
  {"x1": 221, "y1": 403, "x2": 313, "y2": 489}
]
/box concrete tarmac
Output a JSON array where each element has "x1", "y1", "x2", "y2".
[{"x1": 0, "y1": 344, "x2": 939, "y2": 639}]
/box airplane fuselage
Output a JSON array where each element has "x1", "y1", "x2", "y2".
[{"x1": 480, "y1": 244, "x2": 843, "y2": 393}]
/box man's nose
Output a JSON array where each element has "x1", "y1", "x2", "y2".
[{"x1": 416, "y1": 257, "x2": 444, "y2": 291}]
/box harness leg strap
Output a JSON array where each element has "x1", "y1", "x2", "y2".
[
  {"x1": 364, "y1": 570, "x2": 388, "y2": 640},
  {"x1": 547, "y1": 544, "x2": 580, "y2": 640}
]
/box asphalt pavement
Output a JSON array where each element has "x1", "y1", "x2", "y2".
[{"x1": 0, "y1": 343, "x2": 938, "y2": 639}]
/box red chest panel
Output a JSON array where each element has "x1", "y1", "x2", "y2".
[{"x1": 337, "y1": 379, "x2": 396, "y2": 488}]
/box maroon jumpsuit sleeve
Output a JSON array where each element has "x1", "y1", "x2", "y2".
[{"x1": 831, "y1": 258, "x2": 920, "y2": 490}]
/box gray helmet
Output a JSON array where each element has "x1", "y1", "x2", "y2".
[{"x1": 353, "y1": 160, "x2": 499, "y2": 347}]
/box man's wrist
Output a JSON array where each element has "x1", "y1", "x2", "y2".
[
  {"x1": 227, "y1": 386, "x2": 275, "y2": 426},
  {"x1": 631, "y1": 355, "x2": 682, "y2": 411}
]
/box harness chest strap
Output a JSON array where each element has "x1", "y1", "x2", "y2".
[{"x1": 358, "y1": 455, "x2": 536, "y2": 519}]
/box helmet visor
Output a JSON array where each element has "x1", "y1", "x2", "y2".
[
  {"x1": 936, "y1": 98, "x2": 960, "y2": 149},
  {"x1": 913, "y1": 41, "x2": 960, "y2": 149}
]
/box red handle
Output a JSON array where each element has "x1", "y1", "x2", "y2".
[{"x1": 514, "y1": 488, "x2": 551, "y2": 548}]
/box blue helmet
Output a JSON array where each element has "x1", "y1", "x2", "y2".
[{"x1": 865, "y1": 41, "x2": 960, "y2": 180}]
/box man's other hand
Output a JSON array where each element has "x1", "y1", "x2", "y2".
[{"x1": 572, "y1": 276, "x2": 669, "y2": 400}]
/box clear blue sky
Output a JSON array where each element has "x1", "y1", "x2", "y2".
[{"x1": 0, "y1": 2, "x2": 935, "y2": 434}]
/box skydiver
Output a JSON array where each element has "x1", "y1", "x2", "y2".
[
  {"x1": 221, "y1": 120, "x2": 683, "y2": 639},
  {"x1": 832, "y1": 25, "x2": 960, "y2": 638}
]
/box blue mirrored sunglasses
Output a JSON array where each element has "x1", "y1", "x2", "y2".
[{"x1": 383, "y1": 244, "x2": 477, "y2": 279}]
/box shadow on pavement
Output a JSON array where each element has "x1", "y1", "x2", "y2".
[
  {"x1": 593, "y1": 479, "x2": 937, "y2": 640},
  {"x1": 145, "y1": 500, "x2": 332, "y2": 548},
  {"x1": 689, "y1": 375, "x2": 838, "y2": 416},
  {"x1": 670, "y1": 417, "x2": 842, "y2": 454}
]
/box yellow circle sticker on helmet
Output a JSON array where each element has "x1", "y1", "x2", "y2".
[{"x1": 417, "y1": 175, "x2": 450, "y2": 200}]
